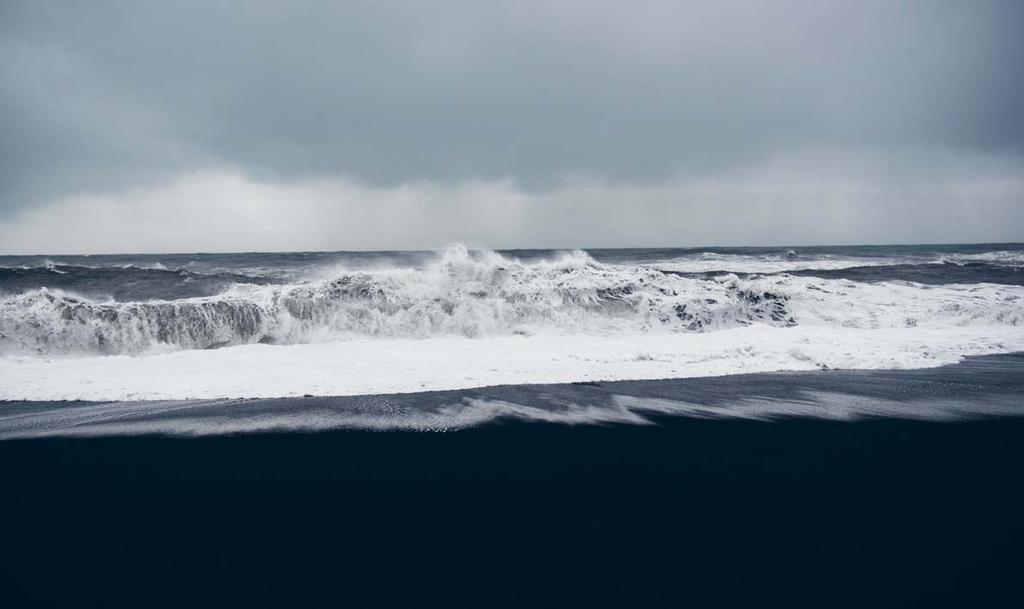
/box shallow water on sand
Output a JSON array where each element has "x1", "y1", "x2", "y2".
[{"x1": 2, "y1": 355, "x2": 1023, "y2": 607}]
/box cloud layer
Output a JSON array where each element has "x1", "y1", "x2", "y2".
[
  {"x1": 1, "y1": 0, "x2": 1021, "y2": 252},
  {"x1": 2, "y1": 149, "x2": 1020, "y2": 254}
]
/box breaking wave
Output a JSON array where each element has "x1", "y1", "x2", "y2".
[{"x1": 1, "y1": 244, "x2": 1022, "y2": 356}]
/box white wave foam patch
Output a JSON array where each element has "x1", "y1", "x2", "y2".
[
  {"x1": 649, "y1": 253, "x2": 902, "y2": 274},
  {"x1": 2, "y1": 325, "x2": 1023, "y2": 401},
  {"x1": 943, "y1": 251, "x2": 1024, "y2": 267},
  {"x1": 649, "y1": 248, "x2": 1024, "y2": 274}
]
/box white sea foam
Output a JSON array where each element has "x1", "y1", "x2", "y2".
[
  {"x1": 0, "y1": 245, "x2": 793, "y2": 355},
  {"x1": 0, "y1": 244, "x2": 1022, "y2": 400},
  {"x1": 648, "y1": 252, "x2": 902, "y2": 274},
  {"x1": 941, "y1": 250, "x2": 1024, "y2": 267},
  {"x1": 651, "y1": 249, "x2": 1024, "y2": 274},
  {"x1": 2, "y1": 325, "x2": 1023, "y2": 401},
  {"x1": 2, "y1": 244, "x2": 1021, "y2": 357}
]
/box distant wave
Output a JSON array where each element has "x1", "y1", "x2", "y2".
[
  {"x1": 0, "y1": 260, "x2": 263, "y2": 278},
  {"x1": 0, "y1": 259, "x2": 168, "y2": 272},
  {"x1": 1, "y1": 244, "x2": 1021, "y2": 356},
  {"x1": 0, "y1": 261, "x2": 279, "y2": 302},
  {"x1": 779, "y1": 262, "x2": 1023, "y2": 286},
  {"x1": 941, "y1": 250, "x2": 1024, "y2": 267},
  {"x1": 649, "y1": 250, "x2": 1024, "y2": 275},
  {"x1": 648, "y1": 252, "x2": 903, "y2": 274}
]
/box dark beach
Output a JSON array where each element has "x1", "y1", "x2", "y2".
[
  {"x1": 4, "y1": 0, "x2": 1022, "y2": 604},
  {"x1": 2, "y1": 354, "x2": 1023, "y2": 608}
]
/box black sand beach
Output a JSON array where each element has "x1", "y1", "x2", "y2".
[{"x1": 2, "y1": 354, "x2": 1023, "y2": 607}]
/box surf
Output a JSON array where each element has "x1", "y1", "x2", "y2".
[{"x1": 0, "y1": 244, "x2": 1021, "y2": 357}]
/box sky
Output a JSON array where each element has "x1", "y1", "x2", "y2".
[{"x1": 1, "y1": 0, "x2": 1022, "y2": 254}]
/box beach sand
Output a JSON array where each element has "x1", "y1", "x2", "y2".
[{"x1": 1, "y1": 354, "x2": 1022, "y2": 607}]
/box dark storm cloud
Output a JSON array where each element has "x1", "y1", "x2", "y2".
[{"x1": 1, "y1": 0, "x2": 1021, "y2": 216}]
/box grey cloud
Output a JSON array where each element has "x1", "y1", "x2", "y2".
[{"x1": 0, "y1": 0, "x2": 1021, "y2": 247}]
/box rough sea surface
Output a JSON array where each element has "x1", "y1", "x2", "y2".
[{"x1": 1, "y1": 243, "x2": 1023, "y2": 401}]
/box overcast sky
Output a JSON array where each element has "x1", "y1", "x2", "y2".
[{"x1": 1, "y1": 0, "x2": 1021, "y2": 253}]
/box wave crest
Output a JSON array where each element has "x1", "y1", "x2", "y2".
[{"x1": 1, "y1": 245, "x2": 1021, "y2": 356}]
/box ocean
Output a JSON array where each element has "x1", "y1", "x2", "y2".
[
  {"x1": 1, "y1": 243, "x2": 1023, "y2": 401},
  {"x1": 1, "y1": 243, "x2": 1023, "y2": 606}
]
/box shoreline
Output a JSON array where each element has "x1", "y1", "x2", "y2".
[
  {"x1": 3, "y1": 351, "x2": 1023, "y2": 439},
  {"x1": 2, "y1": 380, "x2": 1022, "y2": 606},
  {"x1": 3, "y1": 325, "x2": 1024, "y2": 402}
]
